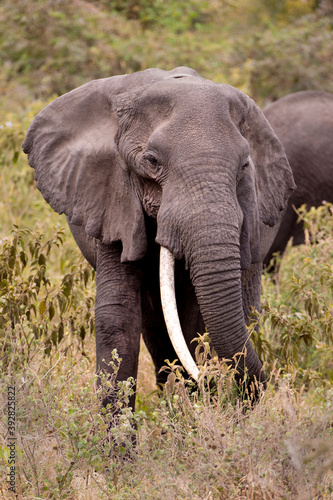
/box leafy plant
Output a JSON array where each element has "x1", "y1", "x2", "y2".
[
  {"x1": 108, "y1": 0, "x2": 216, "y2": 32},
  {"x1": 256, "y1": 204, "x2": 333, "y2": 387},
  {"x1": 0, "y1": 227, "x2": 95, "y2": 370}
]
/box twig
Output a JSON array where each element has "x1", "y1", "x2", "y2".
[{"x1": 90, "y1": 470, "x2": 112, "y2": 499}]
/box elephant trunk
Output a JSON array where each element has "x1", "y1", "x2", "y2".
[
  {"x1": 156, "y1": 169, "x2": 265, "y2": 385},
  {"x1": 186, "y1": 220, "x2": 264, "y2": 383}
]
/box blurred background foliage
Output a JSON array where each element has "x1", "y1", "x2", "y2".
[{"x1": 0, "y1": 0, "x2": 332, "y2": 115}]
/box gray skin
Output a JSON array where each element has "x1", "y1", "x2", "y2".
[
  {"x1": 263, "y1": 90, "x2": 333, "y2": 268},
  {"x1": 23, "y1": 67, "x2": 295, "y2": 409}
]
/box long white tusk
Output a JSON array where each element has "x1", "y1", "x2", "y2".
[{"x1": 159, "y1": 246, "x2": 199, "y2": 382}]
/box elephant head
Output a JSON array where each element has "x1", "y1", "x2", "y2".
[{"x1": 23, "y1": 67, "x2": 295, "y2": 389}]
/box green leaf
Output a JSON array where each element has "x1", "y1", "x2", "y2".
[
  {"x1": 62, "y1": 276, "x2": 73, "y2": 298},
  {"x1": 12, "y1": 151, "x2": 19, "y2": 164},
  {"x1": 38, "y1": 254, "x2": 46, "y2": 266},
  {"x1": 39, "y1": 299, "x2": 46, "y2": 315},
  {"x1": 51, "y1": 329, "x2": 58, "y2": 345},
  {"x1": 19, "y1": 250, "x2": 27, "y2": 267},
  {"x1": 80, "y1": 325, "x2": 86, "y2": 341},
  {"x1": 49, "y1": 302, "x2": 55, "y2": 321},
  {"x1": 83, "y1": 268, "x2": 90, "y2": 287},
  {"x1": 58, "y1": 322, "x2": 64, "y2": 342},
  {"x1": 57, "y1": 293, "x2": 67, "y2": 314}
]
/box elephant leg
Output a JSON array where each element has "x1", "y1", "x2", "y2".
[
  {"x1": 141, "y1": 302, "x2": 177, "y2": 388},
  {"x1": 95, "y1": 241, "x2": 142, "y2": 411}
]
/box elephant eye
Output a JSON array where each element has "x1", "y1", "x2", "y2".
[
  {"x1": 145, "y1": 154, "x2": 160, "y2": 168},
  {"x1": 237, "y1": 159, "x2": 250, "y2": 185}
]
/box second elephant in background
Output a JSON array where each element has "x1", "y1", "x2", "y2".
[{"x1": 263, "y1": 90, "x2": 333, "y2": 268}]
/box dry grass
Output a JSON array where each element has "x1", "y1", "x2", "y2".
[{"x1": 1, "y1": 328, "x2": 332, "y2": 499}]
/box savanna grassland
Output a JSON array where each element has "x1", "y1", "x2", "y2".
[{"x1": 1, "y1": 1, "x2": 333, "y2": 498}]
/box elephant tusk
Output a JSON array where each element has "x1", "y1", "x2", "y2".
[{"x1": 159, "y1": 246, "x2": 199, "y2": 382}]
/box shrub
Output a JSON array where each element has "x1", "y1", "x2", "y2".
[
  {"x1": 0, "y1": 227, "x2": 95, "y2": 370},
  {"x1": 257, "y1": 204, "x2": 333, "y2": 387},
  {"x1": 227, "y1": 9, "x2": 333, "y2": 104}
]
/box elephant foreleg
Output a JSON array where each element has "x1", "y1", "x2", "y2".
[{"x1": 95, "y1": 241, "x2": 142, "y2": 411}]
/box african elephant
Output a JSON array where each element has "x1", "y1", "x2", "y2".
[
  {"x1": 23, "y1": 67, "x2": 295, "y2": 409},
  {"x1": 263, "y1": 90, "x2": 333, "y2": 268}
]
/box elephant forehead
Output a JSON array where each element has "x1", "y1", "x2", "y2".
[{"x1": 138, "y1": 79, "x2": 243, "y2": 117}]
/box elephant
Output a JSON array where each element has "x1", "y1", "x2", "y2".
[
  {"x1": 263, "y1": 90, "x2": 333, "y2": 268},
  {"x1": 22, "y1": 67, "x2": 295, "y2": 410}
]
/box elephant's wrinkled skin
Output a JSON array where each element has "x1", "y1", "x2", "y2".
[
  {"x1": 23, "y1": 67, "x2": 295, "y2": 409},
  {"x1": 264, "y1": 90, "x2": 333, "y2": 267}
]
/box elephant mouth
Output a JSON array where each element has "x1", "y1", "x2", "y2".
[{"x1": 159, "y1": 246, "x2": 199, "y2": 381}]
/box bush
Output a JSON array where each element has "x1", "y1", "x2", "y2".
[
  {"x1": 0, "y1": 227, "x2": 95, "y2": 370},
  {"x1": 227, "y1": 9, "x2": 333, "y2": 104},
  {"x1": 257, "y1": 204, "x2": 333, "y2": 387}
]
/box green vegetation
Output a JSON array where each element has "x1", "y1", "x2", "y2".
[
  {"x1": 0, "y1": 1, "x2": 333, "y2": 498},
  {"x1": 0, "y1": 0, "x2": 332, "y2": 111}
]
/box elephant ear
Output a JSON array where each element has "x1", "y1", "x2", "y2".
[
  {"x1": 237, "y1": 160, "x2": 261, "y2": 270},
  {"x1": 242, "y1": 96, "x2": 296, "y2": 228},
  {"x1": 22, "y1": 75, "x2": 151, "y2": 263},
  {"x1": 234, "y1": 93, "x2": 295, "y2": 269},
  {"x1": 23, "y1": 68, "x2": 200, "y2": 263}
]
